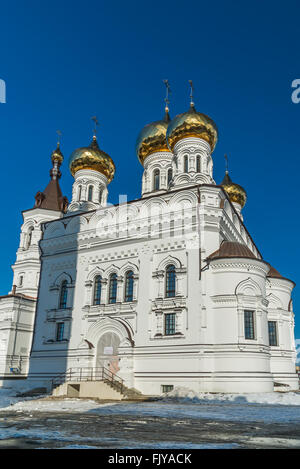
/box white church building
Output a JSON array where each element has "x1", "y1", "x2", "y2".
[{"x1": 0, "y1": 94, "x2": 298, "y2": 395}]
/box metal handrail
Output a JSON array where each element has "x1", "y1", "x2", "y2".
[{"x1": 51, "y1": 366, "x2": 124, "y2": 394}]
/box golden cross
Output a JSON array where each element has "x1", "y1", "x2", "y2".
[
  {"x1": 224, "y1": 154, "x2": 229, "y2": 173},
  {"x1": 91, "y1": 116, "x2": 99, "y2": 137},
  {"x1": 163, "y1": 79, "x2": 171, "y2": 110},
  {"x1": 56, "y1": 130, "x2": 62, "y2": 145},
  {"x1": 189, "y1": 80, "x2": 194, "y2": 106}
]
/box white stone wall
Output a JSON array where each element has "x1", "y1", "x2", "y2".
[
  {"x1": 141, "y1": 151, "x2": 173, "y2": 197},
  {"x1": 171, "y1": 137, "x2": 215, "y2": 189},
  {"x1": 26, "y1": 181, "x2": 298, "y2": 394},
  {"x1": 0, "y1": 296, "x2": 36, "y2": 377},
  {"x1": 266, "y1": 277, "x2": 298, "y2": 388},
  {"x1": 68, "y1": 169, "x2": 109, "y2": 213},
  {"x1": 12, "y1": 208, "x2": 63, "y2": 297},
  {"x1": 0, "y1": 206, "x2": 64, "y2": 381}
]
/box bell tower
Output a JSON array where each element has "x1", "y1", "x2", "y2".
[{"x1": 11, "y1": 141, "x2": 68, "y2": 296}]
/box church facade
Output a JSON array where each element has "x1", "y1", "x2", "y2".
[{"x1": 0, "y1": 97, "x2": 298, "y2": 394}]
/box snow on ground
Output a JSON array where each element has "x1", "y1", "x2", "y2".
[
  {"x1": 0, "y1": 387, "x2": 116, "y2": 413},
  {"x1": 5, "y1": 397, "x2": 115, "y2": 414},
  {"x1": 162, "y1": 386, "x2": 300, "y2": 406},
  {"x1": 1, "y1": 386, "x2": 300, "y2": 424}
]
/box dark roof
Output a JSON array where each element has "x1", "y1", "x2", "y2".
[
  {"x1": 266, "y1": 264, "x2": 295, "y2": 286},
  {"x1": 33, "y1": 146, "x2": 68, "y2": 213},
  {"x1": 34, "y1": 178, "x2": 68, "y2": 212},
  {"x1": 267, "y1": 265, "x2": 283, "y2": 279},
  {"x1": 34, "y1": 163, "x2": 68, "y2": 212},
  {"x1": 207, "y1": 240, "x2": 258, "y2": 261}
]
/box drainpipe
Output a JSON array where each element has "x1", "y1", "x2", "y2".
[
  {"x1": 197, "y1": 186, "x2": 202, "y2": 280},
  {"x1": 11, "y1": 294, "x2": 22, "y2": 373}
]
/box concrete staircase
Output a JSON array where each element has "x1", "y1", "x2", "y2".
[
  {"x1": 51, "y1": 366, "x2": 146, "y2": 401},
  {"x1": 103, "y1": 379, "x2": 145, "y2": 400},
  {"x1": 53, "y1": 379, "x2": 124, "y2": 400}
]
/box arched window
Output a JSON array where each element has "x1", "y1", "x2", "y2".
[
  {"x1": 184, "y1": 155, "x2": 189, "y2": 173},
  {"x1": 88, "y1": 185, "x2": 94, "y2": 201},
  {"x1": 93, "y1": 275, "x2": 102, "y2": 305},
  {"x1": 56, "y1": 322, "x2": 65, "y2": 342},
  {"x1": 124, "y1": 270, "x2": 134, "y2": 302},
  {"x1": 19, "y1": 275, "x2": 23, "y2": 287},
  {"x1": 77, "y1": 185, "x2": 82, "y2": 201},
  {"x1": 99, "y1": 189, "x2": 102, "y2": 203},
  {"x1": 108, "y1": 273, "x2": 118, "y2": 304},
  {"x1": 165, "y1": 264, "x2": 176, "y2": 298},
  {"x1": 59, "y1": 280, "x2": 68, "y2": 309},
  {"x1": 25, "y1": 226, "x2": 34, "y2": 250},
  {"x1": 196, "y1": 155, "x2": 200, "y2": 173},
  {"x1": 167, "y1": 168, "x2": 172, "y2": 185},
  {"x1": 153, "y1": 169, "x2": 160, "y2": 191}
]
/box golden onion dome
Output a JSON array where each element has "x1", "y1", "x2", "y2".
[
  {"x1": 166, "y1": 104, "x2": 218, "y2": 152},
  {"x1": 69, "y1": 136, "x2": 115, "y2": 182},
  {"x1": 136, "y1": 110, "x2": 171, "y2": 165},
  {"x1": 221, "y1": 171, "x2": 247, "y2": 208},
  {"x1": 51, "y1": 143, "x2": 64, "y2": 165}
]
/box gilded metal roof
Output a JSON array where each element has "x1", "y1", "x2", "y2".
[
  {"x1": 221, "y1": 171, "x2": 247, "y2": 208},
  {"x1": 69, "y1": 136, "x2": 115, "y2": 181},
  {"x1": 166, "y1": 104, "x2": 218, "y2": 152},
  {"x1": 136, "y1": 110, "x2": 171, "y2": 165}
]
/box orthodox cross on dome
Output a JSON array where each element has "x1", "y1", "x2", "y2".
[
  {"x1": 163, "y1": 79, "x2": 171, "y2": 112},
  {"x1": 56, "y1": 129, "x2": 62, "y2": 145},
  {"x1": 91, "y1": 116, "x2": 99, "y2": 138},
  {"x1": 224, "y1": 154, "x2": 229, "y2": 174},
  {"x1": 189, "y1": 80, "x2": 194, "y2": 107}
]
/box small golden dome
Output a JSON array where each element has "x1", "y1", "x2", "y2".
[
  {"x1": 51, "y1": 143, "x2": 64, "y2": 165},
  {"x1": 166, "y1": 104, "x2": 218, "y2": 151},
  {"x1": 221, "y1": 171, "x2": 247, "y2": 208},
  {"x1": 69, "y1": 136, "x2": 115, "y2": 182},
  {"x1": 136, "y1": 110, "x2": 171, "y2": 165}
]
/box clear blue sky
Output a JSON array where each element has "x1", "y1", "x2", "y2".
[{"x1": 0, "y1": 1, "x2": 299, "y2": 338}]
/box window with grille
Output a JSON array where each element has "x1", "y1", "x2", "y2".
[
  {"x1": 165, "y1": 264, "x2": 176, "y2": 298},
  {"x1": 268, "y1": 321, "x2": 278, "y2": 346},
  {"x1": 153, "y1": 169, "x2": 160, "y2": 190},
  {"x1": 184, "y1": 155, "x2": 189, "y2": 172},
  {"x1": 167, "y1": 168, "x2": 172, "y2": 185},
  {"x1": 244, "y1": 310, "x2": 255, "y2": 339},
  {"x1": 162, "y1": 385, "x2": 174, "y2": 393},
  {"x1": 88, "y1": 185, "x2": 94, "y2": 201},
  {"x1": 124, "y1": 270, "x2": 134, "y2": 302},
  {"x1": 59, "y1": 280, "x2": 68, "y2": 309},
  {"x1": 25, "y1": 226, "x2": 34, "y2": 250},
  {"x1": 108, "y1": 273, "x2": 117, "y2": 304},
  {"x1": 56, "y1": 322, "x2": 64, "y2": 342},
  {"x1": 165, "y1": 313, "x2": 176, "y2": 335},
  {"x1": 77, "y1": 185, "x2": 82, "y2": 201},
  {"x1": 196, "y1": 155, "x2": 200, "y2": 172},
  {"x1": 93, "y1": 275, "x2": 102, "y2": 305}
]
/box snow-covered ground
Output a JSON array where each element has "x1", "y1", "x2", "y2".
[
  {"x1": 1, "y1": 386, "x2": 300, "y2": 423},
  {"x1": 0, "y1": 386, "x2": 300, "y2": 448},
  {"x1": 163, "y1": 386, "x2": 300, "y2": 406}
]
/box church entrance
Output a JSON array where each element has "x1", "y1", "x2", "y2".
[{"x1": 96, "y1": 332, "x2": 120, "y2": 375}]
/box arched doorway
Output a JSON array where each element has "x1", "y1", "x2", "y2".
[{"x1": 96, "y1": 331, "x2": 120, "y2": 375}]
